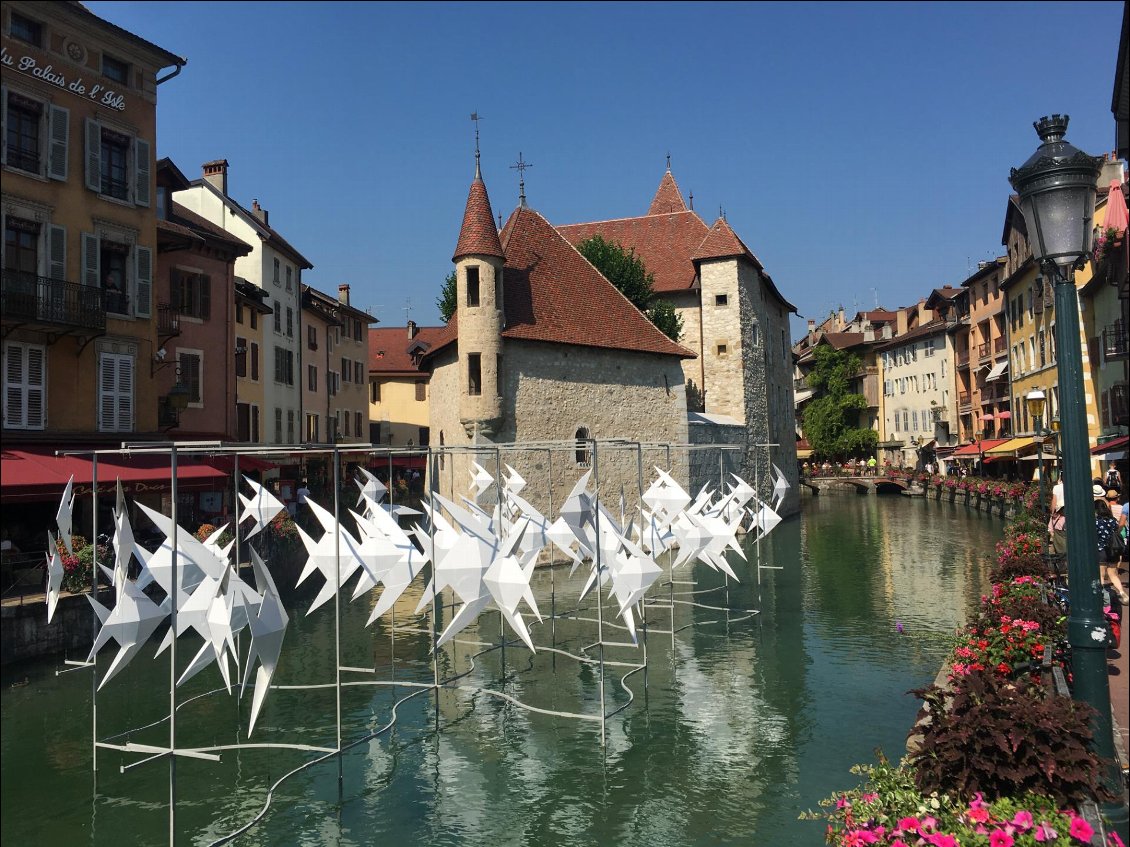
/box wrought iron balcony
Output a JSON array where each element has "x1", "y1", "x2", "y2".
[
  {"x1": 1, "y1": 270, "x2": 105, "y2": 332},
  {"x1": 1103, "y1": 320, "x2": 1127, "y2": 359},
  {"x1": 994, "y1": 337, "x2": 1007, "y2": 353},
  {"x1": 157, "y1": 302, "x2": 181, "y2": 340},
  {"x1": 977, "y1": 342, "x2": 990, "y2": 361},
  {"x1": 956, "y1": 352, "x2": 970, "y2": 368}
]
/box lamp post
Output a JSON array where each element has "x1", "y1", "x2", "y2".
[
  {"x1": 1025, "y1": 389, "x2": 1047, "y2": 508},
  {"x1": 1010, "y1": 115, "x2": 1127, "y2": 829}
]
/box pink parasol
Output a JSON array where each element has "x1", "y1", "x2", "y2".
[{"x1": 1104, "y1": 179, "x2": 1128, "y2": 235}]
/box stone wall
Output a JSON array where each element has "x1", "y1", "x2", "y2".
[
  {"x1": 430, "y1": 339, "x2": 689, "y2": 524},
  {"x1": 688, "y1": 416, "x2": 746, "y2": 494},
  {"x1": 1, "y1": 592, "x2": 102, "y2": 665}
]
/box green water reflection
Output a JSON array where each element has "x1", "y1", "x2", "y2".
[{"x1": 1, "y1": 495, "x2": 1003, "y2": 846}]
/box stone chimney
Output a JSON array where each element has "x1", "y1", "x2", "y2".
[
  {"x1": 407, "y1": 320, "x2": 418, "y2": 339},
  {"x1": 250, "y1": 199, "x2": 268, "y2": 225},
  {"x1": 837, "y1": 307, "x2": 846, "y2": 330},
  {"x1": 338, "y1": 284, "x2": 350, "y2": 306},
  {"x1": 895, "y1": 307, "x2": 909, "y2": 336},
  {"x1": 807, "y1": 319, "x2": 816, "y2": 343},
  {"x1": 863, "y1": 328, "x2": 875, "y2": 342},
  {"x1": 202, "y1": 159, "x2": 228, "y2": 195}
]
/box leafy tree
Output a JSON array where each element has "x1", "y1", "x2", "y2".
[
  {"x1": 436, "y1": 271, "x2": 457, "y2": 323},
  {"x1": 801, "y1": 344, "x2": 877, "y2": 458},
  {"x1": 577, "y1": 235, "x2": 683, "y2": 342}
]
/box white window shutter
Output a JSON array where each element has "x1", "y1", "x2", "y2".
[
  {"x1": 134, "y1": 245, "x2": 152, "y2": 317},
  {"x1": 99, "y1": 353, "x2": 116, "y2": 430},
  {"x1": 134, "y1": 137, "x2": 151, "y2": 207},
  {"x1": 4, "y1": 344, "x2": 25, "y2": 428},
  {"x1": 81, "y1": 232, "x2": 100, "y2": 288},
  {"x1": 116, "y1": 356, "x2": 133, "y2": 431},
  {"x1": 84, "y1": 119, "x2": 101, "y2": 192},
  {"x1": 25, "y1": 346, "x2": 45, "y2": 428},
  {"x1": 48, "y1": 105, "x2": 69, "y2": 181},
  {"x1": 48, "y1": 225, "x2": 66, "y2": 281}
]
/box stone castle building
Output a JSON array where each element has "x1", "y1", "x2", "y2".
[
  {"x1": 558, "y1": 168, "x2": 799, "y2": 514},
  {"x1": 421, "y1": 164, "x2": 694, "y2": 517}
]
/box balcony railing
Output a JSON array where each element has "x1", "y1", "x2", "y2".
[
  {"x1": 994, "y1": 337, "x2": 1007, "y2": 353},
  {"x1": 1103, "y1": 320, "x2": 1127, "y2": 359},
  {"x1": 977, "y1": 342, "x2": 990, "y2": 360},
  {"x1": 956, "y1": 352, "x2": 970, "y2": 368},
  {"x1": 958, "y1": 391, "x2": 971, "y2": 408},
  {"x1": 157, "y1": 302, "x2": 181, "y2": 338},
  {"x1": 1, "y1": 270, "x2": 106, "y2": 331}
]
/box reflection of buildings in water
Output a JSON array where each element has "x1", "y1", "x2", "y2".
[{"x1": 871, "y1": 500, "x2": 978, "y2": 632}]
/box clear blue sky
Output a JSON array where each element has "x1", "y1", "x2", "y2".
[{"x1": 88, "y1": 1, "x2": 1125, "y2": 338}]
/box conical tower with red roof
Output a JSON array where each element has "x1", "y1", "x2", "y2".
[{"x1": 453, "y1": 159, "x2": 505, "y2": 438}]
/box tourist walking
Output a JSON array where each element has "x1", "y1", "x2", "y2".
[
  {"x1": 1094, "y1": 487, "x2": 1123, "y2": 601},
  {"x1": 867, "y1": 456, "x2": 876, "y2": 476},
  {"x1": 1105, "y1": 489, "x2": 1129, "y2": 605},
  {"x1": 1105, "y1": 462, "x2": 1122, "y2": 494}
]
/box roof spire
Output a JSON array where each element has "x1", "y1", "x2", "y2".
[
  {"x1": 689, "y1": 189, "x2": 694, "y2": 210},
  {"x1": 471, "y1": 112, "x2": 482, "y2": 178},
  {"x1": 647, "y1": 168, "x2": 688, "y2": 215},
  {"x1": 666, "y1": 152, "x2": 671, "y2": 171},
  {"x1": 511, "y1": 152, "x2": 532, "y2": 208}
]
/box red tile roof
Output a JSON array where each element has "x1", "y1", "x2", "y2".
[
  {"x1": 369, "y1": 326, "x2": 448, "y2": 375},
  {"x1": 647, "y1": 170, "x2": 688, "y2": 215},
  {"x1": 453, "y1": 174, "x2": 503, "y2": 261},
  {"x1": 498, "y1": 206, "x2": 694, "y2": 358},
  {"x1": 557, "y1": 210, "x2": 709, "y2": 294},
  {"x1": 691, "y1": 217, "x2": 755, "y2": 263}
]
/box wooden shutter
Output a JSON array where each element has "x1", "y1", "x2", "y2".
[
  {"x1": 48, "y1": 225, "x2": 66, "y2": 281},
  {"x1": 134, "y1": 245, "x2": 152, "y2": 317},
  {"x1": 48, "y1": 104, "x2": 68, "y2": 181},
  {"x1": 24, "y1": 345, "x2": 45, "y2": 428},
  {"x1": 116, "y1": 355, "x2": 133, "y2": 430},
  {"x1": 251, "y1": 343, "x2": 259, "y2": 380},
  {"x1": 81, "y1": 233, "x2": 100, "y2": 288},
  {"x1": 134, "y1": 137, "x2": 151, "y2": 206},
  {"x1": 4, "y1": 344, "x2": 24, "y2": 428},
  {"x1": 200, "y1": 275, "x2": 211, "y2": 320},
  {"x1": 84, "y1": 119, "x2": 101, "y2": 192},
  {"x1": 0, "y1": 87, "x2": 7, "y2": 166},
  {"x1": 98, "y1": 353, "x2": 116, "y2": 430}
]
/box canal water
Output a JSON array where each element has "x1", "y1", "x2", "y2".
[{"x1": 1, "y1": 494, "x2": 1004, "y2": 846}]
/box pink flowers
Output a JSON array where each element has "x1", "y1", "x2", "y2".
[
  {"x1": 1068, "y1": 815, "x2": 1094, "y2": 842},
  {"x1": 989, "y1": 830, "x2": 1015, "y2": 847}
]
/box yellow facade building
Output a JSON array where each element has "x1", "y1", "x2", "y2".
[{"x1": 2, "y1": 1, "x2": 184, "y2": 441}]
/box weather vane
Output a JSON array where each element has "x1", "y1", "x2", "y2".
[
  {"x1": 511, "y1": 152, "x2": 532, "y2": 208},
  {"x1": 471, "y1": 112, "x2": 482, "y2": 174}
]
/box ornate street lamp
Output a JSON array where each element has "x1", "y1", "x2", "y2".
[
  {"x1": 1025, "y1": 388, "x2": 1047, "y2": 508},
  {"x1": 1010, "y1": 115, "x2": 1126, "y2": 827}
]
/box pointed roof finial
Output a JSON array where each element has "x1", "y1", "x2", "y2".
[
  {"x1": 666, "y1": 152, "x2": 671, "y2": 172},
  {"x1": 471, "y1": 112, "x2": 482, "y2": 178},
  {"x1": 689, "y1": 189, "x2": 694, "y2": 211},
  {"x1": 719, "y1": 204, "x2": 726, "y2": 222},
  {"x1": 511, "y1": 152, "x2": 532, "y2": 208}
]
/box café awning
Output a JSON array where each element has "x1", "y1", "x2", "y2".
[
  {"x1": 985, "y1": 361, "x2": 1009, "y2": 382},
  {"x1": 1092, "y1": 434, "x2": 1128, "y2": 460},
  {"x1": 985, "y1": 436, "x2": 1035, "y2": 457},
  {"x1": 1, "y1": 448, "x2": 229, "y2": 503},
  {"x1": 952, "y1": 439, "x2": 1010, "y2": 457}
]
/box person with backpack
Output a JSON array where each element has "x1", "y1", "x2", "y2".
[
  {"x1": 1104, "y1": 462, "x2": 1122, "y2": 494},
  {"x1": 1095, "y1": 489, "x2": 1127, "y2": 605},
  {"x1": 1106, "y1": 489, "x2": 1129, "y2": 605}
]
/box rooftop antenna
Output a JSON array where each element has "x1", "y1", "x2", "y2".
[
  {"x1": 403, "y1": 297, "x2": 412, "y2": 324},
  {"x1": 872, "y1": 288, "x2": 878, "y2": 309},
  {"x1": 511, "y1": 152, "x2": 532, "y2": 208},
  {"x1": 470, "y1": 112, "x2": 482, "y2": 177}
]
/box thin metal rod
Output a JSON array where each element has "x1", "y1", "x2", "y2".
[
  {"x1": 332, "y1": 446, "x2": 342, "y2": 798},
  {"x1": 592, "y1": 439, "x2": 606, "y2": 745},
  {"x1": 169, "y1": 445, "x2": 179, "y2": 847},
  {"x1": 91, "y1": 455, "x2": 99, "y2": 774}
]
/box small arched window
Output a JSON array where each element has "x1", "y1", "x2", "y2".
[{"x1": 575, "y1": 427, "x2": 590, "y2": 467}]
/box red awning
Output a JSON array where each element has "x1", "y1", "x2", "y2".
[
  {"x1": 951, "y1": 439, "x2": 1010, "y2": 457},
  {"x1": 1, "y1": 448, "x2": 229, "y2": 503},
  {"x1": 1092, "y1": 435, "x2": 1128, "y2": 455},
  {"x1": 369, "y1": 455, "x2": 427, "y2": 470},
  {"x1": 996, "y1": 411, "x2": 1012, "y2": 420},
  {"x1": 205, "y1": 455, "x2": 278, "y2": 474}
]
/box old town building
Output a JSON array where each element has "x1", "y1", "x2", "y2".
[
  {"x1": 422, "y1": 165, "x2": 693, "y2": 516},
  {"x1": 174, "y1": 160, "x2": 312, "y2": 446},
  {"x1": 557, "y1": 167, "x2": 799, "y2": 511}
]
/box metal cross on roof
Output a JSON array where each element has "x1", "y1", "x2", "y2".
[
  {"x1": 471, "y1": 112, "x2": 482, "y2": 175},
  {"x1": 511, "y1": 152, "x2": 532, "y2": 208}
]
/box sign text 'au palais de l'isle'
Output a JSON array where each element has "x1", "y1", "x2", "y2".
[{"x1": 2, "y1": 47, "x2": 127, "y2": 111}]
